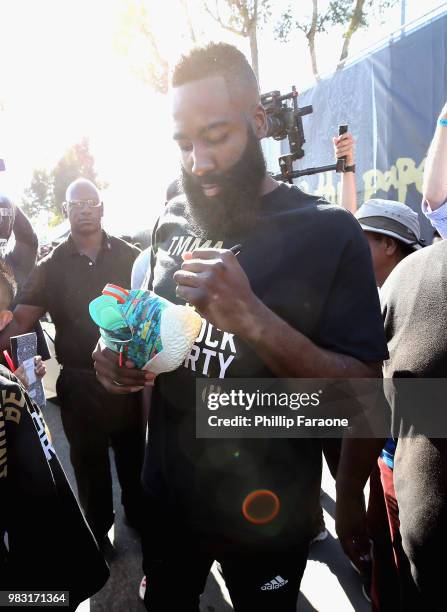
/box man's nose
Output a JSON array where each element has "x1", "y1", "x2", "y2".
[
  {"x1": 191, "y1": 146, "x2": 215, "y2": 177},
  {"x1": 79, "y1": 208, "x2": 94, "y2": 218}
]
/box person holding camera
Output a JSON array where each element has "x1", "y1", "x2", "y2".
[
  {"x1": 93, "y1": 43, "x2": 388, "y2": 611},
  {"x1": 333, "y1": 130, "x2": 357, "y2": 213}
]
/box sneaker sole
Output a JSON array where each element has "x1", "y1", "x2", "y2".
[{"x1": 349, "y1": 561, "x2": 372, "y2": 603}]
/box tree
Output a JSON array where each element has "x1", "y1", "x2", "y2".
[
  {"x1": 202, "y1": 0, "x2": 271, "y2": 84},
  {"x1": 22, "y1": 138, "x2": 101, "y2": 224},
  {"x1": 275, "y1": 0, "x2": 329, "y2": 82},
  {"x1": 116, "y1": 0, "x2": 271, "y2": 91},
  {"x1": 21, "y1": 169, "x2": 55, "y2": 221},
  {"x1": 115, "y1": 0, "x2": 197, "y2": 94},
  {"x1": 119, "y1": 0, "x2": 169, "y2": 93},
  {"x1": 180, "y1": 0, "x2": 198, "y2": 43},
  {"x1": 275, "y1": 0, "x2": 398, "y2": 81},
  {"x1": 52, "y1": 137, "x2": 99, "y2": 210},
  {"x1": 332, "y1": 0, "x2": 397, "y2": 69}
]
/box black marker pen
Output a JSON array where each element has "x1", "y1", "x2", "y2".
[{"x1": 230, "y1": 244, "x2": 242, "y2": 256}]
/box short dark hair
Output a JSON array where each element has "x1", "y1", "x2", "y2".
[
  {"x1": 370, "y1": 232, "x2": 416, "y2": 260},
  {"x1": 395, "y1": 240, "x2": 416, "y2": 259},
  {"x1": 0, "y1": 260, "x2": 16, "y2": 311},
  {"x1": 172, "y1": 42, "x2": 259, "y2": 99}
]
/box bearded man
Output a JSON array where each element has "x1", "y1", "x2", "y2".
[{"x1": 94, "y1": 43, "x2": 388, "y2": 611}]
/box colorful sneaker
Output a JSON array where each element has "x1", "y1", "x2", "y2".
[{"x1": 89, "y1": 285, "x2": 202, "y2": 373}]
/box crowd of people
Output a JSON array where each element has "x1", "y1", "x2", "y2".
[{"x1": 0, "y1": 41, "x2": 446, "y2": 611}]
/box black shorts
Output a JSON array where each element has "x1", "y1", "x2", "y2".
[
  {"x1": 140, "y1": 495, "x2": 309, "y2": 612},
  {"x1": 142, "y1": 545, "x2": 308, "y2": 612}
]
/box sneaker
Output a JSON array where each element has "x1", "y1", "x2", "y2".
[
  {"x1": 350, "y1": 557, "x2": 372, "y2": 602},
  {"x1": 311, "y1": 528, "x2": 329, "y2": 545},
  {"x1": 138, "y1": 576, "x2": 146, "y2": 601},
  {"x1": 310, "y1": 505, "x2": 328, "y2": 545}
]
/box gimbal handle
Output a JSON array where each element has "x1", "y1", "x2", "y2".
[{"x1": 275, "y1": 124, "x2": 348, "y2": 183}]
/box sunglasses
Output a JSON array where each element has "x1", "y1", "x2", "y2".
[{"x1": 66, "y1": 199, "x2": 102, "y2": 209}]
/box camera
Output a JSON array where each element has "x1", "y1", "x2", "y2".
[
  {"x1": 261, "y1": 86, "x2": 313, "y2": 160},
  {"x1": 261, "y1": 86, "x2": 346, "y2": 182}
]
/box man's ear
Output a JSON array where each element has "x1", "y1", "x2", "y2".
[
  {"x1": 251, "y1": 102, "x2": 268, "y2": 139},
  {"x1": 383, "y1": 236, "x2": 399, "y2": 255},
  {"x1": 0, "y1": 309, "x2": 13, "y2": 331},
  {"x1": 62, "y1": 202, "x2": 68, "y2": 218}
]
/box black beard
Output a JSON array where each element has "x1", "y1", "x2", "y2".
[{"x1": 181, "y1": 127, "x2": 266, "y2": 240}]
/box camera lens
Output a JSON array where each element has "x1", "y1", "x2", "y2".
[{"x1": 265, "y1": 114, "x2": 285, "y2": 140}]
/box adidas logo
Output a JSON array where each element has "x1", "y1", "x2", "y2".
[{"x1": 261, "y1": 575, "x2": 289, "y2": 590}]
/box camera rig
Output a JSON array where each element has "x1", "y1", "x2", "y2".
[{"x1": 261, "y1": 86, "x2": 346, "y2": 183}]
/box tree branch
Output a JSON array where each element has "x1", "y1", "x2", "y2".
[
  {"x1": 203, "y1": 0, "x2": 246, "y2": 35},
  {"x1": 180, "y1": 0, "x2": 197, "y2": 42},
  {"x1": 307, "y1": 0, "x2": 320, "y2": 81},
  {"x1": 337, "y1": 0, "x2": 366, "y2": 69}
]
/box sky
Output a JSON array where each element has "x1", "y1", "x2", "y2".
[{"x1": 0, "y1": 0, "x2": 445, "y2": 238}]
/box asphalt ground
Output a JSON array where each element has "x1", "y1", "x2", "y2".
[{"x1": 41, "y1": 395, "x2": 370, "y2": 612}]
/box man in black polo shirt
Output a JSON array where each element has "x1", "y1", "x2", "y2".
[{"x1": 0, "y1": 178, "x2": 144, "y2": 548}]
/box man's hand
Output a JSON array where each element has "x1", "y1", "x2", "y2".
[
  {"x1": 335, "y1": 488, "x2": 371, "y2": 569},
  {"x1": 34, "y1": 355, "x2": 46, "y2": 379},
  {"x1": 333, "y1": 131, "x2": 357, "y2": 212},
  {"x1": 14, "y1": 355, "x2": 46, "y2": 389},
  {"x1": 92, "y1": 340, "x2": 155, "y2": 394},
  {"x1": 333, "y1": 132, "x2": 355, "y2": 166},
  {"x1": 174, "y1": 248, "x2": 260, "y2": 337}
]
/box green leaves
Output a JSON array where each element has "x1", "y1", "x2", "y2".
[
  {"x1": 21, "y1": 138, "x2": 102, "y2": 224},
  {"x1": 22, "y1": 168, "x2": 54, "y2": 220},
  {"x1": 274, "y1": 0, "x2": 398, "y2": 78}
]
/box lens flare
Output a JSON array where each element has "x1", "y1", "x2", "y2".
[{"x1": 242, "y1": 489, "x2": 280, "y2": 525}]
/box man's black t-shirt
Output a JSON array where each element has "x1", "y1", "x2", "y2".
[
  {"x1": 18, "y1": 232, "x2": 139, "y2": 369},
  {"x1": 143, "y1": 183, "x2": 388, "y2": 550}
]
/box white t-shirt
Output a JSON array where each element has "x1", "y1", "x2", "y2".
[{"x1": 131, "y1": 248, "x2": 151, "y2": 290}]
